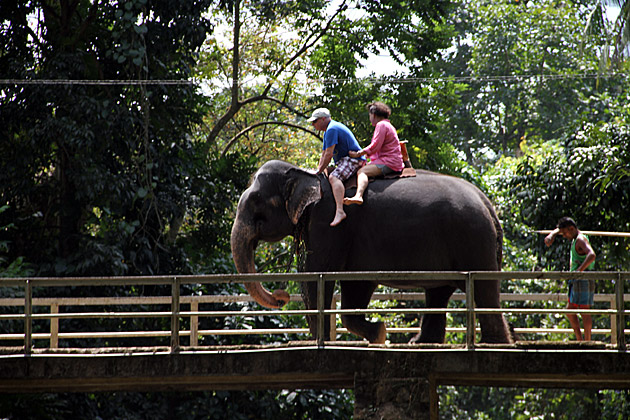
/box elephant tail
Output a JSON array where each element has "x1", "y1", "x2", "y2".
[
  {"x1": 479, "y1": 191, "x2": 503, "y2": 270},
  {"x1": 493, "y1": 214, "x2": 503, "y2": 270}
]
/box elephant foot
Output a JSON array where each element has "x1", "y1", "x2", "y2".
[
  {"x1": 478, "y1": 315, "x2": 513, "y2": 344},
  {"x1": 408, "y1": 331, "x2": 422, "y2": 344},
  {"x1": 342, "y1": 317, "x2": 386, "y2": 344},
  {"x1": 370, "y1": 322, "x2": 387, "y2": 344},
  {"x1": 408, "y1": 330, "x2": 445, "y2": 344}
]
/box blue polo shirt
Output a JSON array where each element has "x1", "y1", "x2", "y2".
[{"x1": 323, "y1": 120, "x2": 365, "y2": 164}]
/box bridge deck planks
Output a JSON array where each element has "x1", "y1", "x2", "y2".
[{"x1": 1, "y1": 342, "x2": 630, "y2": 393}]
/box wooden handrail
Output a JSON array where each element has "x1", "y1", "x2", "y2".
[{"x1": 1, "y1": 271, "x2": 628, "y2": 353}]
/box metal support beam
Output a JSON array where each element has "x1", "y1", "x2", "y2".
[
  {"x1": 616, "y1": 272, "x2": 626, "y2": 351},
  {"x1": 171, "y1": 277, "x2": 180, "y2": 353},
  {"x1": 190, "y1": 300, "x2": 199, "y2": 347},
  {"x1": 466, "y1": 272, "x2": 475, "y2": 350},
  {"x1": 24, "y1": 280, "x2": 32, "y2": 356},
  {"x1": 317, "y1": 274, "x2": 325, "y2": 348}
]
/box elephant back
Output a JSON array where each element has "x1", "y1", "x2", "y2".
[{"x1": 342, "y1": 170, "x2": 503, "y2": 273}]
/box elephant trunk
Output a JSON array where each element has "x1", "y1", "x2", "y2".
[{"x1": 231, "y1": 218, "x2": 290, "y2": 309}]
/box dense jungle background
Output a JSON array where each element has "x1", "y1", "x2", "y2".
[{"x1": 2, "y1": 0, "x2": 630, "y2": 418}]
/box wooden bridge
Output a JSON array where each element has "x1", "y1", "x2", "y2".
[{"x1": 1, "y1": 271, "x2": 630, "y2": 419}]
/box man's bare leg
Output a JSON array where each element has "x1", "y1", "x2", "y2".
[
  {"x1": 583, "y1": 312, "x2": 592, "y2": 341},
  {"x1": 329, "y1": 175, "x2": 346, "y2": 226},
  {"x1": 567, "y1": 306, "x2": 583, "y2": 341}
]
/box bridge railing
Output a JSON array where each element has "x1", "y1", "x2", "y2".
[{"x1": 0, "y1": 271, "x2": 628, "y2": 353}]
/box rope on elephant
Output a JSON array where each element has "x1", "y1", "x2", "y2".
[{"x1": 291, "y1": 217, "x2": 309, "y2": 272}]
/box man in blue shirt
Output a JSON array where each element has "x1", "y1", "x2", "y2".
[{"x1": 308, "y1": 107, "x2": 365, "y2": 226}]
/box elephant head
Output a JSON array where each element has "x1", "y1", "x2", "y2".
[{"x1": 231, "y1": 160, "x2": 321, "y2": 308}]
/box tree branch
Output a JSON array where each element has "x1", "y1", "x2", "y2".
[
  {"x1": 203, "y1": 0, "x2": 346, "y2": 154},
  {"x1": 221, "y1": 121, "x2": 320, "y2": 157},
  {"x1": 240, "y1": 94, "x2": 306, "y2": 118},
  {"x1": 260, "y1": 1, "x2": 348, "y2": 97}
]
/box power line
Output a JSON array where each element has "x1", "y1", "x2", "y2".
[
  {"x1": 1, "y1": 72, "x2": 628, "y2": 87},
  {"x1": 0, "y1": 79, "x2": 192, "y2": 85},
  {"x1": 313, "y1": 72, "x2": 630, "y2": 85}
]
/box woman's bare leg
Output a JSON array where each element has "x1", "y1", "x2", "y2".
[{"x1": 344, "y1": 165, "x2": 382, "y2": 205}]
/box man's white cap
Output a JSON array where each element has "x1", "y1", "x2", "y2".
[{"x1": 307, "y1": 107, "x2": 331, "y2": 122}]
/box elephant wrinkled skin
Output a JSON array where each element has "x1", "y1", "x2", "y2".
[{"x1": 231, "y1": 160, "x2": 512, "y2": 344}]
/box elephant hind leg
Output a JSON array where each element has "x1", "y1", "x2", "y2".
[
  {"x1": 409, "y1": 286, "x2": 456, "y2": 344},
  {"x1": 478, "y1": 314, "x2": 512, "y2": 343},
  {"x1": 339, "y1": 281, "x2": 385, "y2": 344},
  {"x1": 474, "y1": 280, "x2": 513, "y2": 344}
]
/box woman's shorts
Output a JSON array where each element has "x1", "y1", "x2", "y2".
[{"x1": 375, "y1": 164, "x2": 402, "y2": 177}]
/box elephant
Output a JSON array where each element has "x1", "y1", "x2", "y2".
[{"x1": 230, "y1": 159, "x2": 512, "y2": 344}]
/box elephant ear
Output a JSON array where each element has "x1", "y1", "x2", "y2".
[{"x1": 284, "y1": 168, "x2": 321, "y2": 225}]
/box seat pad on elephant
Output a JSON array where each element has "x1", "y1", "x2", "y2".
[{"x1": 342, "y1": 167, "x2": 417, "y2": 191}]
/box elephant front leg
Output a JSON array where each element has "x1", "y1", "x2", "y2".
[
  {"x1": 301, "y1": 280, "x2": 335, "y2": 341},
  {"x1": 339, "y1": 281, "x2": 385, "y2": 344},
  {"x1": 409, "y1": 286, "x2": 456, "y2": 344}
]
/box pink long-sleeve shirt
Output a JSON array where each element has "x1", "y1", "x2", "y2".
[{"x1": 363, "y1": 119, "x2": 404, "y2": 171}]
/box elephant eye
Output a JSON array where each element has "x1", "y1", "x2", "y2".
[{"x1": 268, "y1": 196, "x2": 282, "y2": 208}]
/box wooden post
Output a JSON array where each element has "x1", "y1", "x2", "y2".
[
  {"x1": 616, "y1": 273, "x2": 626, "y2": 351},
  {"x1": 429, "y1": 376, "x2": 439, "y2": 420},
  {"x1": 317, "y1": 274, "x2": 325, "y2": 348},
  {"x1": 611, "y1": 296, "x2": 618, "y2": 345},
  {"x1": 466, "y1": 272, "x2": 475, "y2": 350},
  {"x1": 50, "y1": 303, "x2": 59, "y2": 349},
  {"x1": 190, "y1": 300, "x2": 199, "y2": 347},
  {"x1": 24, "y1": 279, "x2": 32, "y2": 356},
  {"x1": 171, "y1": 277, "x2": 180, "y2": 353}
]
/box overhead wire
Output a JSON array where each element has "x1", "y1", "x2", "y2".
[
  {"x1": 0, "y1": 79, "x2": 192, "y2": 85},
  {"x1": 311, "y1": 72, "x2": 630, "y2": 85},
  {"x1": 0, "y1": 72, "x2": 628, "y2": 87}
]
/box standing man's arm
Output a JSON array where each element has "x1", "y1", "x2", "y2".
[
  {"x1": 575, "y1": 236, "x2": 596, "y2": 272},
  {"x1": 544, "y1": 228, "x2": 560, "y2": 247},
  {"x1": 316, "y1": 145, "x2": 335, "y2": 175}
]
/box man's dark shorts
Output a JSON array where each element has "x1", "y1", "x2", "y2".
[
  {"x1": 330, "y1": 156, "x2": 365, "y2": 182},
  {"x1": 568, "y1": 279, "x2": 595, "y2": 306}
]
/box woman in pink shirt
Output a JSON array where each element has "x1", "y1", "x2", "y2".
[{"x1": 344, "y1": 102, "x2": 404, "y2": 205}]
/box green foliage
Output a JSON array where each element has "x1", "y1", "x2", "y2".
[
  {"x1": 440, "y1": 387, "x2": 630, "y2": 419},
  {"x1": 431, "y1": 0, "x2": 615, "y2": 163},
  {"x1": 0, "y1": 389, "x2": 354, "y2": 420},
  {"x1": 501, "y1": 97, "x2": 630, "y2": 272},
  {"x1": 306, "y1": 0, "x2": 457, "y2": 174},
  {"x1": 0, "y1": 205, "x2": 34, "y2": 277},
  {"x1": 182, "y1": 151, "x2": 258, "y2": 274},
  {"x1": 0, "y1": 0, "x2": 214, "y2": 276}
]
